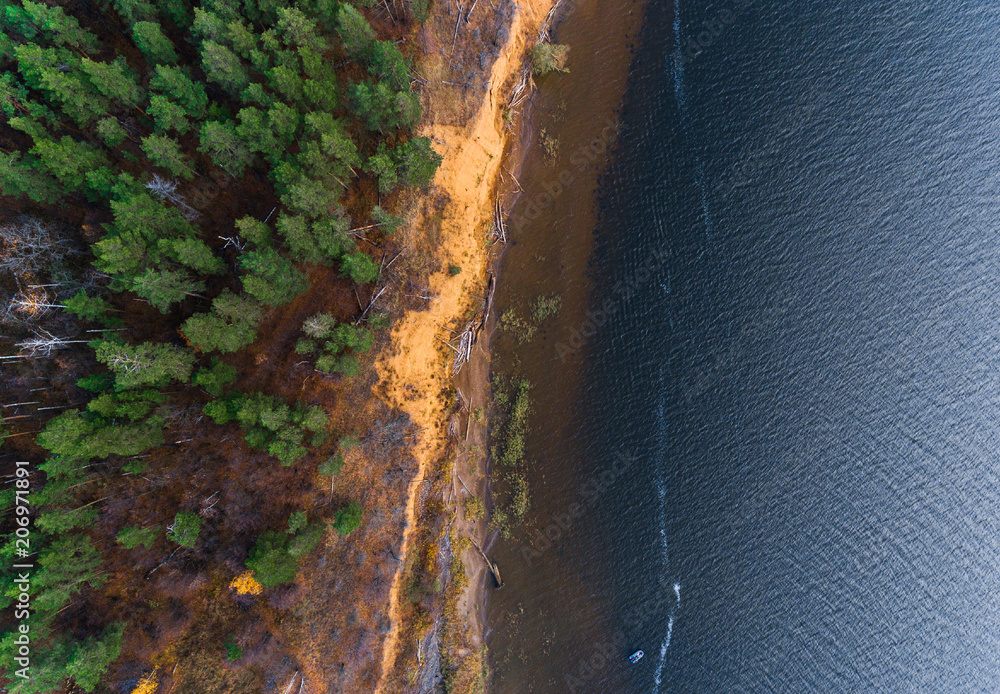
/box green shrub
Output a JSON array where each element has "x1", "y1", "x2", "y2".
[
  {"x1": 204, "y1": 393, "x2": 244, "y2": 424},
  {"x1": 464, "y1": 496, "x2": 484, "y2": 521},
  {"x1": 499, "y1": 379, "x2": 530, "y2": 467},
  {"x1": 288, "y1": 521, "x2": 325, "y2": 556},
  {"x1": 368, "y1": 311, "x2": 391, "y2": 330},
  {"x1": 334, "y1": 501, "x2": 362, "y2": 534},
  {"x1": 319, "y1": 452, "x2": 345, "y2": 476},
  {"x1": 193, "y1": 357, "x2": 238, "y2": 396},
  {"x1": 531, "y1": 42, "x2": 570, "y2": 76},
  {"x1": 510, "y1": 472, "x2": 529, "y2": 519},
  {"x1": 246, "y1": 531, "x2": 298, "y2": 588},
  {"x1": 116, "y1": 526, "x2": 160, "y2": 549},
  {"x1": 286, "y1": 511, "x2": 308, "y2": 534},
  {"x1": 167, "y1": 511, "x2": 203, "y2": 547},
  {"x1": 224, "y1": 635, "x2": 243, "y2": 661},
  {"x1": 66, "y1": 289, "x2": 111, "y2": 320},
  {"x1": 531, "y1": 293, "x2": 562, "y2": 321},
  {"x1": 411, "y1": 0, "x2": 430, "y2": 23},
  {"x1": 499, "y1": 309, "x2": 536, "y2": 343},
  {"x1": 540, "y1": 128, "x2": 559, "y2": 158}
]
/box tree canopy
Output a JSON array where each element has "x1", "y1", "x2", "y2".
[{"x1": 0, "y1": 0, "x2": 444, "y2": 688}]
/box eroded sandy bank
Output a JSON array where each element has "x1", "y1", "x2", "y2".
[{"x1": 372, "y1": 0, "x2": 555, "y2": 690}]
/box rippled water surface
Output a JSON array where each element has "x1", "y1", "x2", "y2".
[{"x1": 489, "y1": 1, "x2": 1000, "y2": 691}]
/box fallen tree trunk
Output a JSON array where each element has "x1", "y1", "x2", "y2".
[{"x1": 471, "y1": 539, "x2": 503, "y2": 588}]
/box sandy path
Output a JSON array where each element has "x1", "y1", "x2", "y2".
[{"x1": 372, "y1": 0, "x2": 552, "y2": 689}]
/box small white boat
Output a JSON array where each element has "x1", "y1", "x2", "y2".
[{"x1": 629, "y1": 650, "x2": 644, "y2": 664}]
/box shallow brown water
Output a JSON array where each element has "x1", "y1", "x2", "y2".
[{"x1": 487, "y1": 0, "x2": 648, "y2": 690}]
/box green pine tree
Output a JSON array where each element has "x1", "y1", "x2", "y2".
[
  {"x1": 235, "y1": 215, "x2": 272, "y2": 246},
  {"x1": 94, "y1": 339, "x2": 195, "y2": 389},
  {"x1": 148, "y1": 94, "x2": 191, "y2": 133},
  {"x1": 393, "y1": 136, "x2": 442, "y2": 188},
  {"x1": 63, "y1": 291, "x2": 112, "y2": 321},
  {"x1": 167, "y1": 510, "x2": 203, "y2": 547},
  {"x1": 226, "y1": 19, "x2": 258, "y2": 57},
  {"x1": 181, "y1": 290, "x2": 264, "y2": 353},
  {"x1": 192, "y1": 357, "x2": 237, "y2": 396},
  {"x1": 116, "y1": 525, "x2": 160, "y2": 549},
  {"x1": 96, "y1": 117, "x2": 127, "y2": 146},
  {"x1": 15, "y1": 1, "x2": 101, "y2": 52},
  {"x1": 201, "y1": 40, "x2": 249, "y2": 94},
  {"x1": 142, "y1": 134, "x2": 195, "y2": 179},
  {"x1": 132, "y1": 21, "x2": 179, "y2": 65},
  {"x1": 334, "y1": 501, "x2": 363, "y2": 534},
  {"x1": 337, "y1": 5, "x2": 376, "y2": 58},
  {"x1": 150, "y1": 65, "x2": 208, "y2": 118},
  {"x1": 111, "y1": 191, "x2": 195, "y2": 241},
  {"x1": 199, "y1": 120, "x2": 254, "y2": 175},
  {"x1": 130, "y1": 267, "x2": 206, "y2": 312},
  {"x1": 364, "y1": 144, "x2": 398, "y2": 193},
  {"x1": 80, "y1": 57, "x2": 144, "y2": 107},
  {"x1": 239, "y1": 248, "x2": 308, "y2": 306},
  {"x1": 32, "y1": 136, "x2": 109, "y2": 190},
  {"x1": 340, "y1": 250, "x2": 379, "y2": 284},
  {"x1": 246, "y1": 531, "x2": 298, "y2": 588},
  {"x1": 0, "y1": 151, "x2": 61, "y2": 203},
  {"x1": 160, "y1": 237, "x2": 226, "y2": 274}
]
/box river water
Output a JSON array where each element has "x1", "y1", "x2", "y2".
[{"x1": 489, "y1": 0, "x2": 1000, "y2": 692}]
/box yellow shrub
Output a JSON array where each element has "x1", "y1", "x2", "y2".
[
  {"x1": 229, "y1": 570, "x2": 263, "y2": 595},
  {"x1": 131, "y1": 669, "x2": 158, "y2": 694}
]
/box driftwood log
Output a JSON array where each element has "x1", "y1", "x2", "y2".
[
  {"x1": 472, "y1": 539, "x2": 503, "y2": 588},
  {"x1": 492, "y1": 199, "x2": 507, "y2": 243},
  {"x1": 448, "y1": 271, "x2": 496, "y2": 374}
]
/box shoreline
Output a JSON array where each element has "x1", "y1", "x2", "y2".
[
  {"x1": 373, "y1": 0, "x2": 648, "y2": 688},
  {"x1": 372, "y1": 0, "x2": 555, "y2": 690},
  {"x1": 472, "y1": 0, "x2": 650, "y2": 689}
]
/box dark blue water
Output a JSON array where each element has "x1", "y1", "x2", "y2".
[{"x1": 571, "y1": 0, "x2": 1000, "y2": 691}]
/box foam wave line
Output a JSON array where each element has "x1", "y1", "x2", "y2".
[
  {"x1": 652, "y1": 615, "x2": 675, "y2": 692},
  {"x1": 657, "y1": 479, "x2": 669, "y2": 565},
  {"x1": 672, "y1": 0, "x2": 687, "y2": 114},
  {"x1": 672, "y1": 0, "x2": 714, "y2": 241},
  {"x1": 653, "y1": 384, "x2": 680, "y2": 693},
  {"x1": 656, "y1": 392, "x2": 670, "y2": 568}
]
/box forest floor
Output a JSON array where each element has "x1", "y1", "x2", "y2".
[{"x1": 0, "y1": 0, "x2": 554, "y2": 691}]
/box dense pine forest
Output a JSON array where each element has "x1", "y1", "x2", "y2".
[{"x1": 0, "y1": 0, "x2": 440, "y2": 690}]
